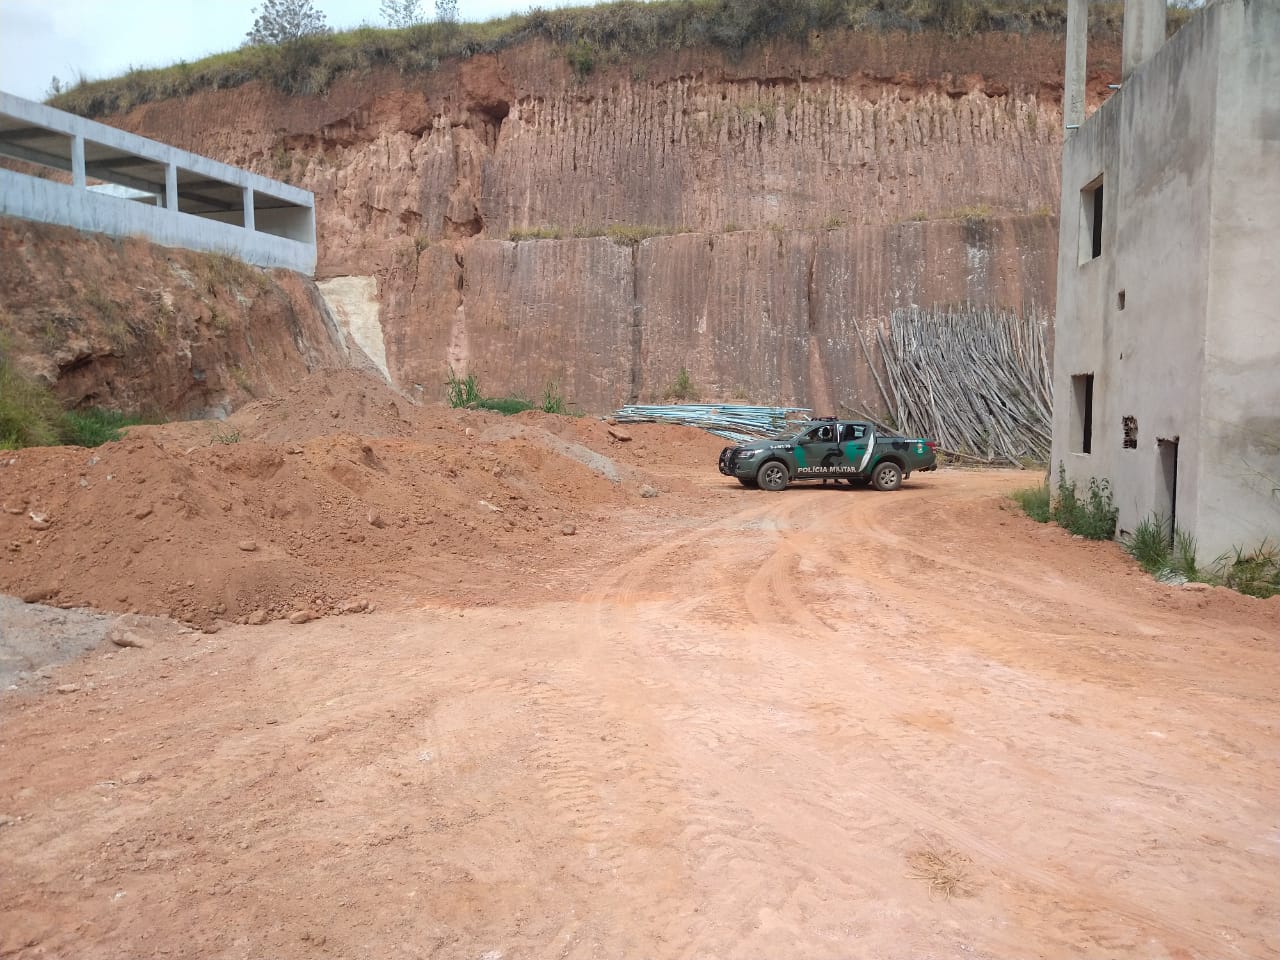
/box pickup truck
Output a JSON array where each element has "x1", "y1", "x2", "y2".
[{"x1": 717, "y1": 418, "x2": 937, "y2": 491}]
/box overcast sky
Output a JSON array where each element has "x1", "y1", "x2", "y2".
[{"x1": 0, "y1": 0, "x2": 603, "y2": 101}]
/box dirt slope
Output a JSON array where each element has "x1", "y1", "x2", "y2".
[
  {"x1": 1, "y1": 449, "x2": 1277, "y2": 958},
  {"x1": 0, "y1": 370, "x2": 723, "y2": 627}
]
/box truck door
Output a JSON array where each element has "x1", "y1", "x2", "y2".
[
  {"x1": 840, "y1": 422, "x2": 876, "y2": 476},
  {"x1": 794, "y1": 423, "x2": 842, "y2": 478}
]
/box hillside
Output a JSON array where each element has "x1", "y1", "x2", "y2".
[{"x1": 11, "y1": 5, "x2": 1133, "y2": 416}]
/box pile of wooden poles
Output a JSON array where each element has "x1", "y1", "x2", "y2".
[{"x1": 855, "y1": 305, "x2": 1053, "y2": 465}]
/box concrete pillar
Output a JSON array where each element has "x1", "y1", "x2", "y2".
[
  {"x1": 71, "y1": 134, "x2": 85, "y2": 188},
  {"x1": 165, "y1": 163, "x2": 179, "y2": 211},
  {"x1": 242, "y1": 186, "x2": 255, "y2": 232},
  {"x1": 1065, "y1": 0, "x2": 1088, "y2": 131},
  {"x1": 1123, "y1": 0, "x2": 1167, "y2": 80}
]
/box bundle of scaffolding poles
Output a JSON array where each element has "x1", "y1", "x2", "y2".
[
  {"x1": 611, "y1": 404, "x2": 813, "y2": 442},
  {"x1": 855, "y1": 304, "x2": 1053, "y2": 466}
]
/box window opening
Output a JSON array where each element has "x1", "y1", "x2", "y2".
[
  {"x1": 1071, "y1": 374, "x2": 1094, "y2": 454},
  {"x1": 1080, "y1": 175, "x2": 1104, "y2": 263}
]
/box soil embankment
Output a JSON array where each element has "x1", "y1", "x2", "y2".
[
  {"x1": 0, "y1": 220, "x2": 351, "y2": 416},
  {"x1": 0, "y1": 370, "x2": 722, "y2": 628}
]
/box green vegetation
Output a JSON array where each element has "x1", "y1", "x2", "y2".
[
  {"x1": 1009, "y1": 480, "x2": 1050, "y2": 523},
  {"x1": 1, "y1": 354, "x2": 150, "y2": 449},
  {"x1": 508, "y1": 226, "x2": 565, "y2": 242},
  {"x1": 663, "y1": 366, "x2": 700, "y2": 402},
  {"x1": 60, "y1": 408, "x2": 148, "y2": 447},
  {"x1": 446, "y1": 368, "x2": 571, "y2": 415},
  {"x1": 1120, "y1": 515, "x2": 1279, "y2": 599},
  {"x1": 49, "y1": 0, "x2": 1195, "y2": 120},
  {"x1": 445, "y1": 367, "x2": 482, "y2": 407},
  {"x1": 0, "y1": 355, "x2": 63, "y2": 448},
  {"x1": 1216, "y1": 541, "x2": 1280, "y2": 599},
  {"x1": 211, "y1": 426, "x2": 243, "y2": 444},
  {"x1": 1050, "y1": 464, "x2": 1117, "y2": 540}
]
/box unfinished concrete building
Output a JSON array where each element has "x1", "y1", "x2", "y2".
[
  {"x1": 1050, "y1": 0, "x2": 1280, "y2": 562},
  {"x1": 0, "y1": 92, "x2": 316, "y2": 274}
]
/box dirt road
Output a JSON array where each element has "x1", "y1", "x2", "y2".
[{"x1": 2, "y1": 467, "x2": 1277, "y2": 959}]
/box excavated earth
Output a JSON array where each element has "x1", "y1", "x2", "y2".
[{"x1": 1, "y1": 372, "x2": 1277, "y2": 959}]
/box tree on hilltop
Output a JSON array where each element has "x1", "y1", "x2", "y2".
[
  {"x1": 246, "y1": 0, "x2": 330, "y2": 45},
  {"x1": 381, "y1": 0, "x2": 424, "y2": 28},
  {"x1": 435, "y1": 0, "x2": 458, "y2": 24}
]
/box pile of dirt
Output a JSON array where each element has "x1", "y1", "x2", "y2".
[{"x1": 0, "y1": 371, "x2": 726, "y2": 628}]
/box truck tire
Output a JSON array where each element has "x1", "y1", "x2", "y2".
[
  {"x1": 871, "y1": 461, "x2": 903, "y2": 491},
  {"x1": 756, "y1": 460, "x2": 789, "y2": 492}
]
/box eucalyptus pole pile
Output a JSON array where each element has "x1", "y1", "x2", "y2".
[{"x1": 865, "y1": 305, "x2": 1053, "y2": 465}]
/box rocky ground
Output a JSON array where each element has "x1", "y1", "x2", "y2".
[{"x1": 1, "y1": 372, "x2": 1277, "y2": 959}]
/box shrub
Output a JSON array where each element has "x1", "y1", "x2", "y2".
[
  {"x1": 445, "y1": 367, "x2": 481, "y2": 407},
  {"x1": 1124, "y1": 514, "x2": 1170, "y2": 573},
  {"x1": 663, "y1": 366, "x2": 699, "y2": 402},
  {"x1": 1010, "y1": 481, "x2": 1050, "y2": 522},
  {"x1": 1051, "y1": 463, "x2": 1117, "y2": 540},
  {"x1": 0, "y1": 356, "x2": 63, "y2": 448},
  {"x1": 60, "y1": 408, "x2": 144, "y2": 447},
  {"x1": 476, "y1": 396, "x2": 534, "y2": 415},
  {"x1": 541, "y1": 381, "x2": 567, "y2": 415},
  {"x1": 1215, "y1": 541, "x2": 1280, "y2": 599}
]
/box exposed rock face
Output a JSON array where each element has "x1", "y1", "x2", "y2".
[
  {"x1": 381, "y1": 215, "x2": 1055, "y2": 412},
  {"x1": 66, "y1": 30, "x2": 1117, "y2": 413},
  {"x1": 0, "y1": 220, "x2": 350, "y2": 416}
]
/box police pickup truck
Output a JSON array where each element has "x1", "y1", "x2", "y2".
[{"x1": 717, "y1": 418, "x2": 938, "y2": 491}]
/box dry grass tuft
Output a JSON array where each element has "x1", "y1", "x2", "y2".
[{"x1": 906, "y1": 843, "x2": 977, "y2": 899}]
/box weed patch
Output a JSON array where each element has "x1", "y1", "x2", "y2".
[
  {"x1": 1216, "y1": 541, "x2": 1280, "y2": 599},
  {"x1": 60, "y1": 408, "x2": 148, "y2": 447},
  {"x1": 1010, "y1": 481, "x2": 1050, "y2": 523},
  {"x1": 1051, "y1": 463, "x2": 1117, "y2": 540},
  {"x1": 663, "y1": 366, "x2": 700, "y2": 402}
]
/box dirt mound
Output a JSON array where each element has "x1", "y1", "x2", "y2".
[{"x1": 0, "y1": 372, "x2": 727, "y2": 628}]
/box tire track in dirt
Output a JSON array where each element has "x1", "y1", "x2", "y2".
[
  {"x1": 579, "y1": 496, "x2": 843, "y2": 958},
  {"x1": 723, "y1": 484, "x2": 1259, "y2": 959}
]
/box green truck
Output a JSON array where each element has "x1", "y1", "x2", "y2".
[{"x1": 717, "y1": 418, "x2": 938, "y2": 491}]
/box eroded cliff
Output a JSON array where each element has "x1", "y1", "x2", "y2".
[
  {"x1": 31, "y1": 29, "x2": 1121, "y2": 413},
  {"x1": 0, "y1": 221, "x2": 351, "y2": 417}
]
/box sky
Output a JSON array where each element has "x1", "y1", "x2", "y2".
[{"x1": 0, "y1": 0, "x2": 604, "y2": 101}]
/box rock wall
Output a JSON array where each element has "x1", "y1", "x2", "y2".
[
  {"x1": 379, "y1": 215, "x2": 1055, "y2": 412},
  {"x1": 0, "y1": 219, "x2": 350, "y2": 417},
  {"x1": 82, "y1": 29, "x2": 1114, "y2": 414}
]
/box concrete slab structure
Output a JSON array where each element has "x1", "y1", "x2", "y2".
[
  {"x1": 1050, "y1": 0, "x2": 1280, "y2": 562},
  {"x1": 0, "y1": 92, "x2": 315, "y2": 274}
]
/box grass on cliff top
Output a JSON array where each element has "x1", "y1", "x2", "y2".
[{"x1": 48, "y1": 0, "x2": 1195, "y2": 120}]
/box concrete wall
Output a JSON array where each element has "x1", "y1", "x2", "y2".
[
  {"x1": 1200, "y1": 0, "x2": 1280, "y2": 557},
  {"x1": 1051, "y1": 0, "x2": 1280, "y2": 561},
  {"x1": 0, "y1": 169, "x2": 316, "y2": 274},
  {"x1": 0, "y1": 92, "x2": 316, "y2": 274}
]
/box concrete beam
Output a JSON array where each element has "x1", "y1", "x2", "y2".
[
  {"x1": 71, "y1": 134, "x2": 85, "y2": 188},
  {"x1": 1123, "y1": 0, "x2": 1167, "y2": 79},
  {"x1": 165, "y1": 164, "x2": 178, "y2": 212},
  {"x1": 1065, "y1": 0, "x2": 1089, "y2": 131},
  {"x1": 243, "y1": 186, "x2": 255, "y2": 233}
]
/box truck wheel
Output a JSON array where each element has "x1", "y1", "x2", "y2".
[
  {"x1": 871, "y1": 461, "x2": 903, "y2": 491},
  {"x1": 737, "y1": 477, "x2": 757, "y2": 488},
  {"x1": 756, "y1": 460, "x2": 789, "y2": 492}
]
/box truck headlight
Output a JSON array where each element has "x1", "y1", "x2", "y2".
[{"x1": 736, "y1": 448, "x2": 760, "y2": 459}]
